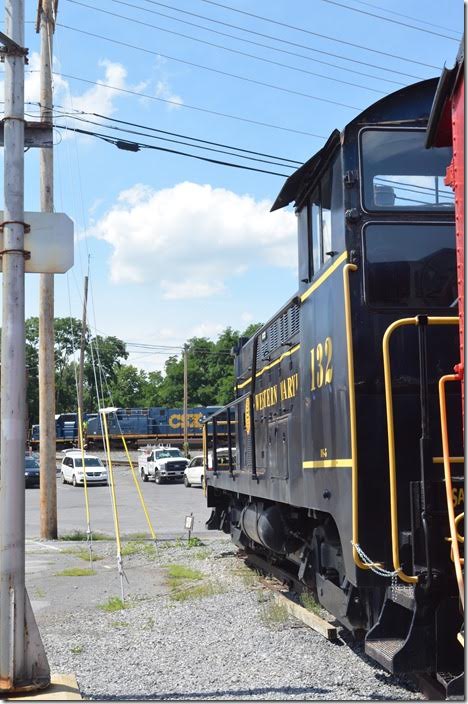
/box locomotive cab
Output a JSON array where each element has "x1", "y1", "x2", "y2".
[{"x1": 204, "y1": 77, "x2": 463, "y2": 695}]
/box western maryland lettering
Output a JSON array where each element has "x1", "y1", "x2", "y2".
[{"x1": 254, "y1": 373, "x2": 299, "y2": 412}]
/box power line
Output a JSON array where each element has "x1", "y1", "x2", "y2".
[
  {"x1": 126, "y1": 0, "x2": 430, "y2": 78},
  {"x1": 53, "y1": 123, "x2": 293, "y2": 177},
  {"x1": 105, "y1": 0, "x2": 407, "y2": 86},
  {"x1": 321, "y1": 0, "x2": 460, "y2": 42},
  {"x1": 40, "y1": 71, "x2": 325, "y2": 138},
  {"x1": 191, "y1": 0, "x2": 442, "y2": 69},
  {"x1": 58, "y1": 23, "x2": 363, "y2": 110},
  {"x1": 63, "y1": 0, "x2": 387, "y2": 95},
  {"x1": 52, "y1": 111, "x2": 299, "y2": 169},
  {"x1": 347, "y1": 0, "x2": 461, "y2": 36},
  {"x1": 51, "y1": 108, "x2": 303, "y2": 167},
  {"x1": 111, "y1": 0, "x2": 421, "y2": 85}
]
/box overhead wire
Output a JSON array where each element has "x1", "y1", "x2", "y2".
[
  {"x1": 40, "y1": 71, "x2": 326, "y2": 139},
  {"x1": 62, "y1": 0, "x2": 388, "y2": 95},
  {"x1": 177, "y1": 0, "x2": 443, "y2": 69},
  {"x1": 344, "y1": 0, "x2": 461, "y2": 36},
  {"x1": 57, "y1": 24, "x2": 363, "y2": 111},
  {"x1": 321, "y1": 0, "x2": 460, "y2": 42},
  {"x1": 106, "y1": 0, "x2": 423, "y2": 82},
  {"x1": 53, "y1": 122, "x2": 295, "y2": 177},
  {"x1": 50, "y1": 110, "x2": 302, "y2": 169}
]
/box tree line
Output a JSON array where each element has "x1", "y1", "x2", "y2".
[{"x1": 23, "y1": 317, "x2": 261, "y2": 424}]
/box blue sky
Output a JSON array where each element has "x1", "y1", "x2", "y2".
[{"x1": 2, "y1": 0, "x2": 463, "y2": 372}]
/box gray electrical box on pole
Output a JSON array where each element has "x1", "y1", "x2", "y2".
[{"x1": 0, "y1": 0, "x2": 50, "y2": 693}]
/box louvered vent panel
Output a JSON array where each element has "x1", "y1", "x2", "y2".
[{"x1": 255, "y1": 302, "x2": 300, "y2": 367}]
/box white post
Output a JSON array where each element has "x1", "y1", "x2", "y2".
[{"x1": 0, "y1": 0, "x2": 50, "y2": 692}]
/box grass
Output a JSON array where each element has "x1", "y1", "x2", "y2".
[
  {"x1": 299, "y1": 591, "x2": 321, "y2": 615},
  {"x1": 233, "y1": 563, "x2": 262, "y2": 588},
  {"x1": 187, "y1": 537, "x2": 204, "y2": 548},
  {"x1": 59, "y1": 530, "x2": 111, "y2": 541},
  {"x1": 143, "y1": 616, "x2": 155, "y2": 630},
  {"x1": 54, "y1": 567, "x2": 95, "y2": 577},
  {"x1": 33, "y1": 586, "x2": 45, "y2": 599},
  {"x1": 170, "y1": 582, "x2": 225, "y2": 603},
  {"x1": 98, "y1": 596, "x2": 127, "y2": 612},
  {"x1": 61, "y1": 548, "x2": 103, "y2": 562},
  {"x1": 121, "y1": 541, "x2": 157, "y2": 559},
  {"x1": 70, "y1": 644, "x2": 84, "y2": 654},
  {"x1": 192, "y1": 548, "x2": 211, "y2": 560},
  {"x1": 260, "y1": 600, "x2": 289, "y2": 627},
  {"x1": 110, "y1": 620, "x2": 129, "y2": 629},
  {"x1": 165, "y1": 564, "x2": 204, "y2": 583}
]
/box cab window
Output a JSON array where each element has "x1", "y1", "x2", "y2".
[{"x1": 361, "y1": 129, "x2": 454, "y2": 211}]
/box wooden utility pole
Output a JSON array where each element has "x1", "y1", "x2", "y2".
[
  {"x1": 183, "y1": 344, "x2": 189, "y2": 456},
  {"x1": 0, "y1": 0, "x2": 50, "y2": 691},
  {"x1": 77, "y1": 274, "x2": 89, "y2": 434},
  {"x1": 37, "y1": 0, "x2": 57, "y2": 539}
]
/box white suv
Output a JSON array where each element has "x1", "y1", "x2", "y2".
[{"x1": 61, "y1": 451, "x2": 108, "y2": 487}]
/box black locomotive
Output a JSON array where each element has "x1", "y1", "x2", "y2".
[{"x1": 204, "y1": 78, "x2": 464, "y2": 696}]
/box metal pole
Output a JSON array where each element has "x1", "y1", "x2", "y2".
[
  {"x1": 0, "y1": 0, "x2": 50, "y2": 692},
  {"x1": 38, "y1": 0, "x2": 57, "y2": 539},
  {"x1": 77, "y1": 274, "x2": 88, "y2": 430},
  {"x1": 183, "y1": 344, "x2": 188, "y2": 456}
]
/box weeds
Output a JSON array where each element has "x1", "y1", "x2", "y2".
[
  {"x1": 59, "y1": 530, "x2": 110, "y2": 541},
  {"x1": 143, "y1": 616, "x2": 155, "y2": 630},
  {"x1": 192, "y1": 549, "x2": 210, "y2": 560},
  {"x1": 260, "y1": 600, "x2": 289, "y2": 627},
  {"x1": 61, "y1": 548, "x2": 103, "y2": 562},
  {"x1": 121, "y1": 541, "x2": 157, "y2": 559},
  {"x1": 170, "y1": 582, "x2": 225, "y2": 603},
  {"x1": 70, "y1": 644, "x2": 84, "y2": 654},
  {"x1": 187, "y1": 537, "x2": 204, "y2": 548},
  {"x1": 110, "y1": 620, "x2": 129, "y2": 629},
  {"x1": 54, "y1": 567, "x2": 95, "y2": 577},
  {"x1": 299, "y1": 592, "x2": 321, "y2": 615},
  {"x1": 98, "y1": 596, "x2": 127, "y2": 612},
  {"x1": 165, "y1": 564, "x2": 204, "y2": 584},
  {"x1": 33, "y1": 586, "x2": 45, "y2": 599}
]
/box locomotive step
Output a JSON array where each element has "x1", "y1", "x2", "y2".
[
  {"x1": 364, "y1": 638, "x2": 406, "y2": 671},
  {"x1": 388, "y1": 585, "x2": 415, "y2": 610}
]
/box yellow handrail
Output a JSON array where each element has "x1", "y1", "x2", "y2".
[
  {"x1": 438, "y1": 373, "x2": 464, "y2": 609},
  {"x1": 343, "y1": 263, "x2": 382, "y2": 570},
  {"x1": 383, "y1": 316, "x2": 459, "y2": 584}
]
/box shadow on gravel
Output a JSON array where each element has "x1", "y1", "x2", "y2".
[{"x1": 90, "y1": 684, "x2": 331, "y2": 700}]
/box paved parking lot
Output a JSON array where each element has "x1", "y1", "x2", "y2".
[{"x1": 26, "y1": 467, "x2": 212, "y2": 539}]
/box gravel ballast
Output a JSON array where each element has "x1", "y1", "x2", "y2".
[{"x1": 28, "y1": 537, "x2": 422, "y2": 700}]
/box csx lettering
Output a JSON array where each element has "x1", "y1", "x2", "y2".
[
  {"x1": 310, "y1": 336, "x2": 333, "y2": 391},
  {"x1": 452, "y1": 487, "x2": 464, "y2": 507},
  {"x1": 168, "y1": 413, "x2": 202, "y2": 429}
]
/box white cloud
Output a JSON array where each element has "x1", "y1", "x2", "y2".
[
  {"x1": 90, "y1": 181, "x2": 297, "y2": 299},
  {"x1": 155, "y1": 80, "x2": 183, "y2": 109},
  {"x1": 189, "y1": 321, "x2": 225, "y2": 338}
]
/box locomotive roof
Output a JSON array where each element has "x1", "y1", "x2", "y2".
[
  {"x1": 426, "y1": 39, "x2": 464, "y2": 149},
  {"x1": 271, "y1": 78, "x2": 439, "y2": 212}
]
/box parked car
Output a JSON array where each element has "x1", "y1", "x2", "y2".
[
  {"x1": 184, "y1": 455, "x2": 204, "y2": 488},
  {"x1": 138, "y1": 445, "x2": 189, "y2": 484},
  {"x1": 24, "y1": 455, "x2": 40, "y2": 488},
  {"x1": 184, "y1": 448, "x2": 236, "y2": 488},
  {"x1": 61, "y1": 450, "x2": 108, "y2": 487}
]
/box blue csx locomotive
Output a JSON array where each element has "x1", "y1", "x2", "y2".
[
  {"x1": 30, "y1": 406, "x2": 224, "y2": 447},
  {"x1": 205, "y1": 77, "x2": 464, "y2": 695}
]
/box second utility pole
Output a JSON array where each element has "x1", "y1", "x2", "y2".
[{"x1": 38, "y1": 0, "x2": 57, "y2": 539}]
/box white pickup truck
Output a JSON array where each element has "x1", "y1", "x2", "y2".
[{"x1": 138, "y1": 445, "x2": 189, "y2": 484}]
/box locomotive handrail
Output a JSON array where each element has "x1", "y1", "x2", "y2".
[
  {"x1": 438, "y1": 372, "x2": 464, "y2": 609},
  {"x1": 382, "y1": 315, "x2": 459, "y2": 585},
  {"x1": 343, "y1": 262, "x2": 383, "y2": 571}
]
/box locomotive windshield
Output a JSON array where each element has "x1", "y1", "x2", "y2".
[
  {"x1": 364, "y1": 223, "x2": 456, "y2": 308},
  {"x1": 360, "y1": 129, "x2": 454, "y2": 211}
]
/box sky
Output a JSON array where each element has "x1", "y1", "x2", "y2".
[{"x1": 0, "y1": 0, "x2": 464, "y2": 373}]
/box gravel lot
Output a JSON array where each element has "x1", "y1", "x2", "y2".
[{"x1": 27, "y1": 536, "x2": 422, "y2": 700}]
